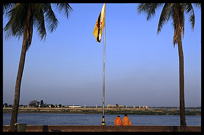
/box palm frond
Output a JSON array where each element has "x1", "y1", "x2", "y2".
[
  {"x1": 185, "y1": 3, "x2": 195, "y2": 30},
  {"x1": 4, "y1": 3, "x2": 28, "y2": 39},
  {"x1": 4, "y1": 3, "x2": 72, "y2": 50},
  {"x1": 157, "y1": 3, "x2": 172, "y2": 34},
  {"x1": 27, "y1": 13, "x2": 33, "y2": 51},
  {"x1": 138, "y1": 3, "x2": 163, "y2": 20},
  {"x1": 137, "y1": 3, "x2": 200, "y2": 47},
  {"x1": 3, "y1": 3, "x2": 15, "y2": 14},
  {"x1": 179, "y1": 3, "x2": 185, "y2": 37},
  {"x1": 56, "y1": 3, "x2": 72, "y2": 18},
  {"x1": 171, "y1": 4, "x2": 185, "y2": 46},
  {"x1": 44, "y1": 4, "x2": 58, "y2": 33},
  {"x1": 32, "y1": 3, "x2": 46, "y2": 40}
]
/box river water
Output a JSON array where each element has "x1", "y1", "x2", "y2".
[{"x1": 3, "y1": 113, "x2": 201, "y2": 126}]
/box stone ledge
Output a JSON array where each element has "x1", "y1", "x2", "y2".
[{"x1": 3, "y1": 125, "x2": 201, "y2": 132}]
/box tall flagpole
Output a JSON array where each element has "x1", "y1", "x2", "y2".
[{"x1": 101, "y1": 3, "x2": 106, "y2": 126}]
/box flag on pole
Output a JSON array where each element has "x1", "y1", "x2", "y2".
[{"x1": 93, "y1": 3, "x2": 106, "y2": 42}]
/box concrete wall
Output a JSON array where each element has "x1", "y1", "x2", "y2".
[{"x1": 3, "y1": 125, "x2": 201, "y2": 132}]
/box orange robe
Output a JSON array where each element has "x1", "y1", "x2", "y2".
[
  {"x1": 122, "y1": 116, "x2": 132, "y2": 126},
  {"x1": 114, "y1": 117, "x2": 122, "y2": 126}
]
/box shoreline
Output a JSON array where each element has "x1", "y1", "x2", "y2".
[{"x1": 3, "y1": 107, "x2": 201, "y2": 115}]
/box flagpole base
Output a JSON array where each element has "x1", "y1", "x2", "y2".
[
  {"x1": 101, "y1": 122, "x2": 106, "y2": 126},
  {"x1": 101, "y1": 116, "x2": 106, "y2": 126}
]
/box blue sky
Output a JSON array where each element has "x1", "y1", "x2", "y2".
[{"x1": 3, "y1": 3, "x2": 201, "y2": 107}]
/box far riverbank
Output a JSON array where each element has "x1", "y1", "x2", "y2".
[{"x1": 3, "y1": 107, "x2": 201, "y2": 115}]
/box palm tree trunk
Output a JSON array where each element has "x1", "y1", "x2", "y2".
[
  {"x1": 9, "y1": 36, "x2": 27, "y2": 132},
  {"x1": 9, "y1": 6, "x2": 31, "y2": 132},
  {"x1": 178, "y1": 40, "x2": 187, "y2": 132}
]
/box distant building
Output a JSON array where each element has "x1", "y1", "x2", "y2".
[
  {"x1": 137, "y1": 105, "x2": 148, "y2": 109},
  {"x1": 69, "y1": 105, "x2": 81, "y2": 108},
  {"x1": 3, "y1": 103, "x2": 8, "y2": 108},
  {"x1": 107, "y1": 104, "x2": 125, "y2": 108},
  {"x1": 48, "y1": 104, "x2": 54, "y2": 108},
  {"x1": 133, "y1": 106, "x2": 139, "y2": 108}
]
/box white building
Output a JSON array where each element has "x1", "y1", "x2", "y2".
[{"x1": 69, "y1": 105, "x2": 81, "y2": 108}]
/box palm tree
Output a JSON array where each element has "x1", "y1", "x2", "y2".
[
  {"x1": 3, "y1": 3, "x2": 72, "y2": 132},
  {"x1": 137, "y1": 3, "x2": 200, "y2": 132}
]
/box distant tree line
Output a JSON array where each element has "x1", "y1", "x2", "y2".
[
  {"x1": 3, "y1": 103, "x2": 13, "y2": 107},
  {"x1": 29, "y1": 100, "x2": 63, "y2": 108},
  {"x1": 3, "y1": 100, "x2": 63, "y2": 108}
]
